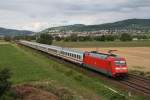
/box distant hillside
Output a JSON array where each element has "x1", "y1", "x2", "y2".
[
  {"x1": 42, "y1": 19, "x2": 150, "y2": 33},
  {"x1": 0, "y1": 27, "x2": 34, "y2": 36}
]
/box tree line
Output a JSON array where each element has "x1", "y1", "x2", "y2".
[
  {"x1": 55, "y1": 33, "x2": 150, "y2": 42},
  {"x1": 2, "y1": 33, "x2": 150, "y2": 45}
]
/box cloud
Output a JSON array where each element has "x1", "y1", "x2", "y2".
[{"x1": 0, "y1": 0, "x2": 150, "y2": 31}]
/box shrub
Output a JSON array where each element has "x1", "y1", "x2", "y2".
[
  {"x1": 0, "y1": 68, "x2": 11, "y2": 97},
  {"x1": 94, "y1": 35, "x2": 106, "y2": 41},
  {"x1": 70, "y1": 34, "x2": 78, "y2": 42},
  {"x1": 105, "y1": 35, "x2": 115, "y2": 41},
  {"x1": 36, "y1": 34, "x2": 53, "y2": 45},
  {"x1": 120, "y1": 33, "x2": 132, "y2": 41},
  {"x1": 4, "y1": 36, "x2": 11, "y2": 42}
]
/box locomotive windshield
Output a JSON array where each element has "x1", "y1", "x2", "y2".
[{"x1": 115, "y1": 61, "x2": 126, "y2": 66}]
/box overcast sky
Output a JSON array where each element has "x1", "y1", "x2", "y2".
[{"x1": 0, "y1": 0, "x2": 150, "y2": 31}]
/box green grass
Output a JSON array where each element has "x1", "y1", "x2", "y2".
[
  {"x1": 53, "y1": 40, "x2": 150, "y2": 48},
  {"x1": 0, "y1": 43, "x2": 149, "y2": 100}
]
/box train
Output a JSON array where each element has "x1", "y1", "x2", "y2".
[{"x1": 19, "y1": 40, "x2": 128, "y2": 78}]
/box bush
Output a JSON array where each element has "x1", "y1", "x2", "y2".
[
  {"x1": 63, "y1": 37, "x2": 70, "y2": 42},
  {"x1": 70, "y1": 34, "x2": 78, "y2": 42},
  {"x1": 0, "y1": 68, "x2": 11, "y2": 97},
  {"x1": 55, "y1": 36, "x2": 61, "y2": 41},
  {"x1": 78, "y1": 36, "x2": 86, "y2": 41},
  {"x1": 120, "y1": 33, "x2": 132, "y2": 41},
  {"x1": 4, "y1": 36, "x2": 11, "y2": 42},
  {"x1": 36, "y1": 34, "x2": 53, "y2": 45},
  {"x1": 94, "y1": 35, "x2": 106, "y2": 41},
  {"x1": 105, "y1": 35, "x2": 115, "y2": 41}
]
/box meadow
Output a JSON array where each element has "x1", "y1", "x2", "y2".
[{"x1": 0, "y1": 42, "x2": 148, "y2": 100}]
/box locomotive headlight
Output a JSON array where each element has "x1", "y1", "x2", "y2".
[
  {"x1": 115, "y1": 67, "x2": 127, "y2": 70},
  {"x1": 115, "y1": 67, "x2": 121, "y2": 70}
]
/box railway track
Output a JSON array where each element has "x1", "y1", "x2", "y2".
[
  {"x1": 120, "y1": 74, "x2": 150, "y2": 96},
  {"x1": 19, "y1": 43, "x2": 150, "y2": 97}
]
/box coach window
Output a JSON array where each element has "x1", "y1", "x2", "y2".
[
  {"x1": 71, "y1": 53, "x2": 72, "y2": 57},
  {"x1": 77, "y1": 55, "x2": 79, "y2": 59},
  {"x1": 79, "y1": 56, "x2": 81, "y2": 59},
  {"x1": 72, "y1": 54, "x2": 74, "y2": 58},
  {"x1": 70, "y1": 53, "x2": 72, "y2": 57}
]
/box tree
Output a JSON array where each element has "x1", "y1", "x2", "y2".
[
  {"x1": 78, "y1": 36, "x2": 86, "y2": 41},
  {"x1": 0, "y1": 68, "x2": 11, "y2": 97},
  {"x1": 63, "y1": 36, "x2": 70, "y2": 42},
  {"x1": 55, "y1": 36, "x2": 61, "y2": 41},
  {"x1": 70, "y1": 34, "x2": 78, "y2": 42},
  {"x1": 36, "y1": 34, "x2": 53, "y2": 45},
  {"x1": 4, "y1": 36, "x2": 11, "y2": 42},
  {"x1": 105, "y1": 35, "x2": 115, "y2": 41},
  {"x1": 84, "y1": 36, "x2": 93, "y2": 41},
  {"x1": 94, "y1": 35, "x2": 106, "y2": 41},
  {"x1": 120, "y1": 33, "x2": 132, "y2": 41}
]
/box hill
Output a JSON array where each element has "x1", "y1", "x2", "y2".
[
  {"x1": 0, "y1": 27, "x2": 34, "y2": 36},
  {"x1": 42, "y1": 19, "x2": 150, "y2": 33}
]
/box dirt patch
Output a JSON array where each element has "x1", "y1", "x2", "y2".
[{"x1": 13, "y1": 84, "x2": 58, "y2": 100}]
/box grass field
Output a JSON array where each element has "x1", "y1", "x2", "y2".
[
  {"x1": 53, "y1": 40, "x2": 150, "y2": 48},
  {"x1": 0, "y1": 43, "x2": 149, "y2": 100}
]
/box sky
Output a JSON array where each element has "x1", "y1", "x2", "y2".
[{"x1": 0, "y1": 0, "x2": 150, "y2": 32}]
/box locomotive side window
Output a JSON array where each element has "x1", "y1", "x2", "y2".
[{"x1": 115, "y1": 61, "x2": 126, "y2": 66}]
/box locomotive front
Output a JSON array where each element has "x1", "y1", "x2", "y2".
[{"x1": 109, "y1": 57, "x2": 128, "y2": 77}]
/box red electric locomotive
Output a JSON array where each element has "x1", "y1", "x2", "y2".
[{"x1": 83, "y1": 51, "x2": 128, "y2": 77}]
